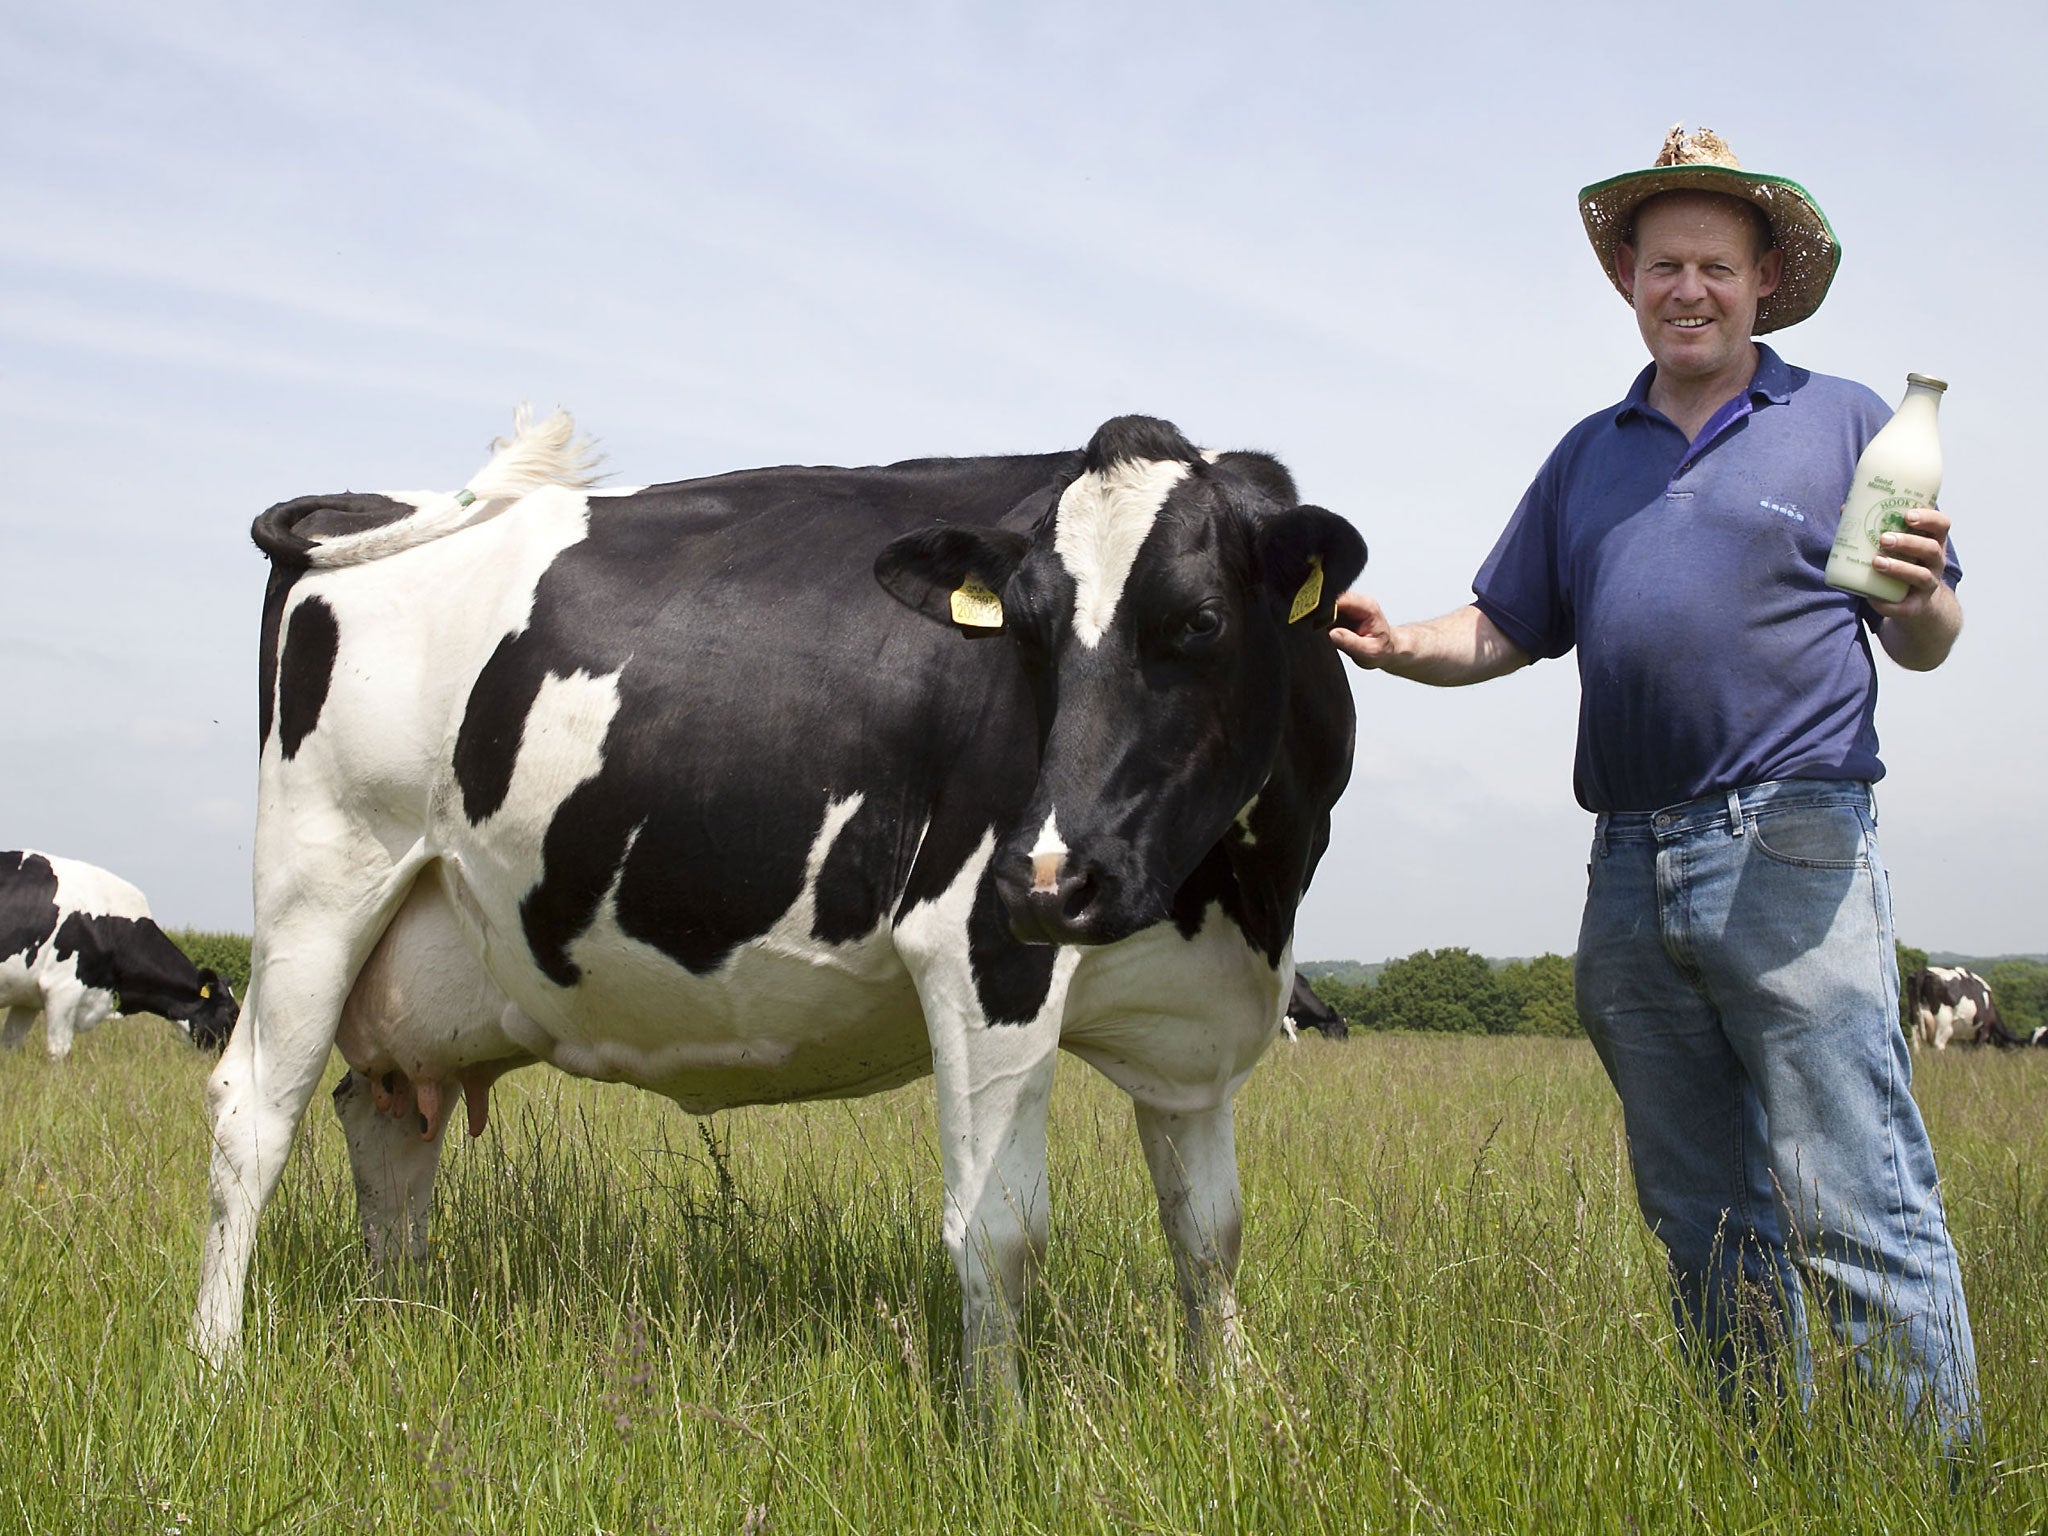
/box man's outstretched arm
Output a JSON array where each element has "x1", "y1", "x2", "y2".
[{"x1": 1329, "y1": 594, "x2": 1532, "y2": 685}]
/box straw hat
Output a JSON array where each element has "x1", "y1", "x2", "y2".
[{"x1": 1577, "y1": 124, "x2": 1840, "y2": 334}]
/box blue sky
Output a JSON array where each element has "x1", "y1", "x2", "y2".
[{"x1": 4, "y1": 0, "x2": 2042, "y2": 961}]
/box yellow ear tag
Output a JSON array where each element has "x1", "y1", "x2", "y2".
[
  {"x1": 199, "y1": 984, "x2": 212, "y2": 999},
  {"x1": 1288, "y1": 555, "x2": 1325, "y2": 624},
  {"x1": 949, "y1": 576, "x2": 1004, "y2": 629}
]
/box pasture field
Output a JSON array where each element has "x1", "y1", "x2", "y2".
[{"x1": 3, "y1": 1024, "x2": 2044, "y2": 1534}]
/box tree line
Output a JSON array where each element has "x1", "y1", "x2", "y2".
[
  {"x1": 1304, "y1": 947, "x2": 2048, "y2": 1040},
  {"x1": 161, "y1": 928, "x2": 2048, "y2": 1043}
]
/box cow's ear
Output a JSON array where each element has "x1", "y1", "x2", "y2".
[
  {"x1": 1255, "y1": 506, "x2": 1366, "y2": 628},
  {"x1": 195, "y1": 967, "x2": 219, "y2": 999},
  {"x1": 875, "y1": 526, "x2": 1031, "y2": 636}
]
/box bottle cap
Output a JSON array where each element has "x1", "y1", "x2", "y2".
[{"x1": 1905, "y1": 373, "x2": 1948, "y2": 392}]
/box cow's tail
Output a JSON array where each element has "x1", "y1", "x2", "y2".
[
  {"x1": 465, "y1": 404, "x2": 603, "y2": 504},
  {"x1": 253, "y1": 406, "x2": 603, "y2": 570}
]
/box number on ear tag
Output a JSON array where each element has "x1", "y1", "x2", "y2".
[
  {"x1": 950, "y1": 577, "x2": 1004, "y2": 629},
  {"x1": 1288, "y1": 556, "x2": 1324, "y2": 624}
]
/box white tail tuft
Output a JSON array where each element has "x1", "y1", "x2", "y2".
[
  {"x1": 466, "y1": 404, "x2": 603, "y2": 502},
  {"x1": 299, "y1": 406, "x2": 603, "y2": 569}
]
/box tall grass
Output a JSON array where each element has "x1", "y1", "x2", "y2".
[{"x1": 2, "y1": 1023, "x2": 2043, "y2": 1533}]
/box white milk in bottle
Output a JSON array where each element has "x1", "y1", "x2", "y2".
[{"x1": 1824, "y1": 374, "x2": 1946, "y2": 602}]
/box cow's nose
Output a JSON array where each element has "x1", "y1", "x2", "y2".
[{"x1": 1012, "y1": 865, "x2": 1104, "y2": 944}]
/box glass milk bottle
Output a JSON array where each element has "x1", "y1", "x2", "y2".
[{"x1": 1825, "y1": 374, "x2": 1946, "y2": 602}]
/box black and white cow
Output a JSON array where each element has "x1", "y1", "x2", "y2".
[
  {"x1": 1281, "y1": 973, "x2": 1347, "y2": 1040},
  {"x1": 1, "y1": 850, "x2": 239, "y2": 1057},
  {"x1": 1908, "y1": 966, "x2": 2043, "y2": 1049},
  {"x1": 193, "y1": 408, "x2": 1365, "y2": 1406}
]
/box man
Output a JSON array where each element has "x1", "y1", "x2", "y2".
[{"x1": 1332, "y1": 126, "x2": 1978, "y2": 1442}]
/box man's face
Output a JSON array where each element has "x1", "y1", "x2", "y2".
[{"x1": 1615, "y1": 192, "x2": 1783, "y2": 386}]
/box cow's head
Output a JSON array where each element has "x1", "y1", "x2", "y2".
[
  {"x1": 876, "y1": 415, "x2": 1364, "y2": 946},
  {"x1": 182, "y1": 969, "x2": 240, "y2": 1053}
]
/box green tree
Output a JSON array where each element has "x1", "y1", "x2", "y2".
[
  {"x1": 1984, "y1": 959, "x2": 2048, "y2": 1037},
  {"x1": 1370, "y1": 947, "x2": 1517, "y2": 1035},
  {"x1": 166, "y1": 929, "x2": 253, "y2": 997},
  {"x1": 1895, "y1": 940, "x2": 1929, "y2": 1040},
  {"x1": 1499, "y1": 953, "x2": 1579, "y2": 1037}
]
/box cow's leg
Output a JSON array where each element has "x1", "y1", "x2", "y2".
[
  {"x1": 1061, "y1": 922, "x2": 1281, "y2": 1387},
  {"x1": 192, "y1": 911, "x2": 388, "y2": 1365},
  {"x1": 1134, "y1": 1099, "x2": 1245, "y2": 1380},
  {"x1": 1932, "y1": 1004, "x2": 1956, "y2": 1049},
  {"x1": 332, "y1": 1069, "x2": 448, "y2": 1267},
  {"x1": 926, "y1": 1014, "x2": 1062, "y2": 1418},
  {"x1": 895, "y1": 845, "x2": 1071, "y2": 1419},
  {"x1": 1, "y1": 1006, "x2": 36, "y2": 1050},
  {"x1": 38, "y1": 983, "x2": 112, "y2": 1061}
]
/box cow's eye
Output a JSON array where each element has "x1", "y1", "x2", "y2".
[{"x1": 1176, "y1": 604, "x2": 1225, "y2": 649}]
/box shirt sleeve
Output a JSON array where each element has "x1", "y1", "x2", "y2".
[{"x1": 1472, "y1": 449, "x2": 1574, "y2": 662}]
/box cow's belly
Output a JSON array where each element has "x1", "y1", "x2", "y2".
[
  {"x1": 1059, "y1": 908, "x2": 1285, "y2": 1112},
  {"x1": 382, "y1": 835, "x2": 929, "y2": 1114},
  {"x1": 0, "y1": 954, "x2": 42, "y2": 1007},
  {"x1": 523, "y1": 921, "x2": 931, "y2": 1112}
]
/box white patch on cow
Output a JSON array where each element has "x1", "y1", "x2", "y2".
[
  {"x1": 480, "y1": 669, "x2": 623, "y2": 840},
  {"x1": 1053, "y1": 457, "x2": 1190, "y2": 648},
  {"x1": 1061, "y1": 917, "x2": 1285, "y2": 1111},
  {"x1": 1028, "y1": 812, "x2": 1067, "y2": 893},
  {"x1": 270, "y1": 484, "x2": 595, "y2": 785},
  {"x1": 495, "y1": 796, "x2": 924, "y2": 1108},
  {"x1": 1, "y1": 854, "x2": 155, "y2": 1059}
]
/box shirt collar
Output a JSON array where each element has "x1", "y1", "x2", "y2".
[{"x1": 1615, "y1": 342, "x2": 1793, "y2": 425}]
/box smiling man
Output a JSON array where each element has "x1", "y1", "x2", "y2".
[{"x1": 1331, "y1": 126, "x2": 1978, "y2": 1444}]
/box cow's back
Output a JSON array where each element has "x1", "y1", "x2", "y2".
[{"x1": 265, "y1": 451, "x2": 1074, "y2": 1108}]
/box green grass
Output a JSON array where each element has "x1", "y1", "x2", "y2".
[{"x1": 2, "y1": 1022, "x2": 2044, "y2": 1533}]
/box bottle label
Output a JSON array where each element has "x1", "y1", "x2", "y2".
[{"x1": 1861, "y1": 494, "x2": 1916, "y2": 542}]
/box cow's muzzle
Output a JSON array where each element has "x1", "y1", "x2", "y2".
[
  {"x1": 1011, "y1": 866, "x2": 1106, "y2": 946},
  {"x1": 993, "y1": 838, "x2": 1136, "y2": 946}
]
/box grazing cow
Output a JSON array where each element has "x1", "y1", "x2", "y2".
[
  {"x1": 1906, "y1": 966, "x2": 2040, "y2": 1049},
  {"x1": 193, "y1": 408, "x2": 1365, "y2": 1408},
  {"x1": 1281, "y1": 973, "x2": 1347, "y2": 1040},
  {"x1": 1, "y1": 850, "x2": 239, "y2": 1057}
]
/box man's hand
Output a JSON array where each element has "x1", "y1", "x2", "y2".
[
  {"x1": 1869, "y1": 505, "x2": 1963, "y2": 671},
  {"x1": 1327, "y1": 597, "x2": 1531, "y2": 685},
  {"x1": 1328, "y1": 590, "x2": 1402, "y2": 669}
]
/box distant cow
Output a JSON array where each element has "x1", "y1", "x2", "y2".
[
  {"x1": 1907, "y1": 966, "x2": 2041, "y2": 1049},
  {"x1": 1, "y1": 851, "x2": 239, "y2": 1057},
  {"x1": 192, "y1": 408, "x2": 1365, "y2": 1410},
  {"x1": 1282, "y1": 974, "x2": 1347, "y2": 1040}
]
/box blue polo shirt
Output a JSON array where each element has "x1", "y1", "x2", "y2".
[{"x1": 1473, "y1": 345, "x2": 1962, "y2": 813}]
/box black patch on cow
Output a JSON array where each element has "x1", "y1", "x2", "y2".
[
  {"x1": 252, "y1": 492, "x2": 416, "y2": 567},
  {"x1": 51, "y1": 910, "x2": 211, "y2": 1020},
  {"x1": 255, "y1": 495, "x2": 414, "y2": 753},
  {"x1": 0, "y1": 851, "x2": 61, "y2": 964},
  {"x1": 967, "y1": 863, "x2": 1059, "y2": 1025},
  {"x1": 454, "y1": 453, "x2": 1073, "y2": 987},
  {"x1": 277, "y1": 596, "x2": 340, "y2": 759},
  {"x1": 1083, "y1": 415, "x2": 1201, "y2": 474},
  {"x1": 811, "y1": 793, "x2": 917, "y2": 947},
  {"x1": 452, "y1": 625, "x2": 549, "y2": 824}
]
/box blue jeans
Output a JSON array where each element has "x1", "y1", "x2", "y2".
[{"x1": 1575, "y1": 779, "x2": 1979, "y2": 1442}]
